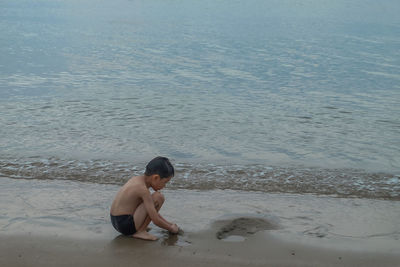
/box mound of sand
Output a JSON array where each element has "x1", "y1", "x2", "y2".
[{"x1": 215, "y1": 217, "x2": 279, "y2": 240}]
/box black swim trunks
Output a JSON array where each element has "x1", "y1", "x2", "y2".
[{"x1": 110, "y1": 214, "x2": 137, "y2": 235}]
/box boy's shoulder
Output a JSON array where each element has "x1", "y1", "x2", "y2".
[
  {"x1": 126, "y1": 176, "x2": 144, "y2": 186},
  {"x1": 125, "y1": 176, "x2": 148, "y2": 193}
]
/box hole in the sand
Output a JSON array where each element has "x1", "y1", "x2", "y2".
[
  {"x1": 161, "y1": 236, "x2": 191, "y2": 247},
  {"x1": 215, "y1": 217, "x2": 278, "y2": 240},
  {"x1": 160, "y1": 230, "x2": 191, "y2": 247}
]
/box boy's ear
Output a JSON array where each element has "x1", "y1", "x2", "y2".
[{"x1": 152, "y1": 174, "x2": 161, "y2": 180}]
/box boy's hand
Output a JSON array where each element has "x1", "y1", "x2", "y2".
[{"x1": 169, "y1": 223, "x2": 179, "y2": 234}]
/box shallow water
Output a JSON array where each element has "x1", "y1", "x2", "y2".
[{"x1": 1, "y1": 0, "x2": 400, "y2": 198}]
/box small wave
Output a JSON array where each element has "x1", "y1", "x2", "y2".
[{"x1": 0, "y1": 157, "x2": 399, "y2": 200}]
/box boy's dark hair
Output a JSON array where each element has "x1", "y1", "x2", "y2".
[{"x1": 145, "y1": 156, "x2": 174, "y2": 179}]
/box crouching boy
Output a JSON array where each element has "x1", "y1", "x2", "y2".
[{"x1": 110, "y1": 156, "x2": 179, "y2": 240}]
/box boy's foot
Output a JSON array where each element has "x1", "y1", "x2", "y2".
[{"x1": 133, "y1": 231, "x2": 158, "y2": 241}]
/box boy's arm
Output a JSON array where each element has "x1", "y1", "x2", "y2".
[
  {"x1": 159, "y1": 214, "x2": 179, "y2": 233},
  {"x1": 140, "y1": 189, "x2": 175, "y2": 232},
  {"x1": 158, "y1": 213, "x2": 173, "y2": 226}
]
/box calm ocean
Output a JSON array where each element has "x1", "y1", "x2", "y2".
[{"x1": 1, "y1": 0, "x2": 399, "y2": 199}]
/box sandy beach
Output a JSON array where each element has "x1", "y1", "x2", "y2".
[
  {"x1": 2, "y1": 229, "x2": 400, "y2": 267},
  {"x1": 1, "y1": 177, "x2": 399, "y2": 266}
]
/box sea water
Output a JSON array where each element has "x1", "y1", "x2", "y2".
[{"x1": 1, "y1": 0, "x2": 400, "y2": 200}]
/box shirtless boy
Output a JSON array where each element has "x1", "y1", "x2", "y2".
[{"x1": 110, "y1": 156, "x2": 179, "y2": 240}]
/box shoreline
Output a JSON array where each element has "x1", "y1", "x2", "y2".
[{"x1": 2, "y1": 157, "x2": 399, "y2": 201}]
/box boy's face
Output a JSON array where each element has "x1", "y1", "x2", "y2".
[{"x1": 151, "y1": 175, "x2": 172, "y2": 191}]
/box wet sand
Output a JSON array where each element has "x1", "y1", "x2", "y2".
[
  {"x1": 1, "y1": 177, "x2": 399, "y2": 266},
  {"x1": 2, "y1": 227, "x2": 400, "y2": 267}
]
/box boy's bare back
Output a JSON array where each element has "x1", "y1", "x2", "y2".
[{"x1": 110, "y1": 176, "x2": 148, "y2": 216}]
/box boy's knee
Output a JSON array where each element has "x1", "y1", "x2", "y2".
[{"x1": 152, "y1": 191, "x2": 165, "y2": 205}]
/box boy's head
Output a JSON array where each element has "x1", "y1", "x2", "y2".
[{"x1": 145, "y1": 156, "x2": 174, "y2": 179}]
